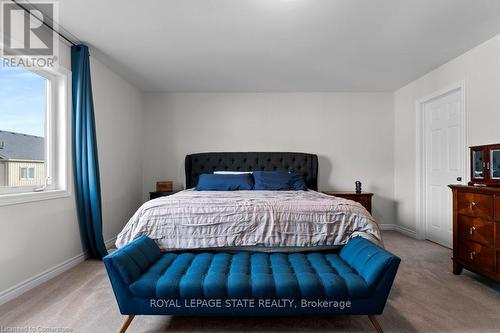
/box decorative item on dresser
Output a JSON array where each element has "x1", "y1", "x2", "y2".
[
  {"x1": 469, "y1": 143, "x2": 500, "y2": 187},
  {"x1": 449, "y1": 185, "x2": 500, "y2": 283},
  {"x1": 323, "y1": 191, "x2": 374, "y2": 213},
  {"x1": 156, "y1": 180, "x2": 173, "y2": 192},
  {"x1": 355, "y1": 181, "x2": 362, "y2": 194},
  {"x1": 149, "y1": 191, "x2": 180, "y2": 200}
]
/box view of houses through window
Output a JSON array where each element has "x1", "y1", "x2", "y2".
[{"x1": 0, "y1": 65, "x2": 47, "y2": 190}]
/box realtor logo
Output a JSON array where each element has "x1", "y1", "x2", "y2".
[{"x1": 1, "y1": 1, "x2": 59, "y2": 68}]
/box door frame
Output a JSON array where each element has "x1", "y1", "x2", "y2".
[{"x1": 415, "y1": 80, "x2": 468, "y2": 240}]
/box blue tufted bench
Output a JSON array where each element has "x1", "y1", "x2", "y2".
[{"x1": 104, "y1": 236, "x2": 400, "y2": 333}]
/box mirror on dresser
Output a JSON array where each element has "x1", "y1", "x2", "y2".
[
  {"x1": 490, "y1": 148, "x2": 500, "y2": 179},
  {"x1": 472, "y1": 149, "x2": 484, "y2": 179}
]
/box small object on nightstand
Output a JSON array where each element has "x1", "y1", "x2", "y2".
[
  {"x1": 355, "y1": 181, "x2": 362, "y2": 193},
  {"x1": 322, "y1": 191, "x2": 374, "y2": 213},
  {"x1": 149, "y1": 191, "x2": 180, "y2": 200},
  {"x1": 156, "y1": 181, "x2": 173, "y2": 192}
]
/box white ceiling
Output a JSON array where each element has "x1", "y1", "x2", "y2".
[{"x1": 57, "y1": 0, "x2": 500, "y2": 92}]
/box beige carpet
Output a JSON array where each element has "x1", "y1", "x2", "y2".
[{"x1": 0, "y1": 231, "x2": 499, "y2": 333}]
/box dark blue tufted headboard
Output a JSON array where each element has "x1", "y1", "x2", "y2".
[{"x1": 185, "y1": 152, "x2": 318, "y2": 190}]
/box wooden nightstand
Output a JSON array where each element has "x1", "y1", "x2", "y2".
[
  {"x1": 149, "y1": 191, "x2": 180, "y2": 200},
  {"x1": 322, "y1": 191, "x2": 374, "y2": 213}
]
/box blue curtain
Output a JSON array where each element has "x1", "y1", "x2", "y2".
[{"x1": 71, "y1": 45, "x2": 107, "y2": 259}]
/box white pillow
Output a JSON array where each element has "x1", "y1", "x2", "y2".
[{"x1": 213, "y1": 171, "x2": 253, "y2": 175}]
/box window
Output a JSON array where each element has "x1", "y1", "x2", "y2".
[
  {"x1": 20, "y1": 167, "x2": 35, "y2": 180},
  {"x1": 0, "y1": 63, "x2": 69, "y2": 205}
]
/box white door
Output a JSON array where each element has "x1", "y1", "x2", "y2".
[{"x1": 423, "y1": 88, "x2": 464, "y2": 248}]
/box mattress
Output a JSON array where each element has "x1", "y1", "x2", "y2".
[{"x1": 115, "y1": 189, "x2": 381, "y2": 251}]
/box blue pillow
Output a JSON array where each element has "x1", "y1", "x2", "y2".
[
  {"x1": 195, "y1": 173, "x2": 254, "y2": 191},
  {"x1": 289, "y1": 173, "x2": 308, "y2": 190},
  {"x1": 253, "y1": 171, "x2": 308, "y2": 191}
]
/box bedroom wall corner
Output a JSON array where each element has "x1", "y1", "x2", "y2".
[{"x1": 90, "y1": 56, "x2": 144, "y2": 242}]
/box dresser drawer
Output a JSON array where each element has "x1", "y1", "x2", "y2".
[
  {"x1": 496, "y1": 223, "x2": 500, "y2": 249},
  {"x1": 495, "y1": 196, "x2": 500, "y2": 221},
  {"x1": 458, "y1": 239, "x2": 496, "y2": 273},
  {"x1": 457, "y1": 215, "x2": 494, "y2": 246},
  {"x1": 457, "y1": 192, "x2": 493, "y2": 219}
]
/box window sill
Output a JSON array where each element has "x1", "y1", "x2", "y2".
[{"x1": 0, "y1": 189, "x2": 70, "y2": 207}]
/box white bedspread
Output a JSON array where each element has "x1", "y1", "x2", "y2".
[{"x1": 116, "y1": 189, "x2": 381, "y2": 251}]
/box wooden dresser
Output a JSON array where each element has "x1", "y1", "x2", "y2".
[
  {"x1": 449, "y1": 185, "x2": 500, "y2": 283},
  {"x1": 322, "y1": 191, "x2": 373, "y2": 213}
]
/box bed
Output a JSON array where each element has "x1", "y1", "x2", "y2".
[
  {"x1": 109, "y1": 152, "x2": 394, "y2": 333},
  {"x1": 115, "y1": 152, "x2": 381, "y2": 251}
]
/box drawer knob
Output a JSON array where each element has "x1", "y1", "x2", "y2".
[
  {"x1": 469, "y1": 202, "x2": 477, "y2": 210},
  {"x1": 469, "y1": 251, "x2": 476, "y2": 260},
  {"x1": 469, "y1": 226, "x2": 476, "y2": 235}
]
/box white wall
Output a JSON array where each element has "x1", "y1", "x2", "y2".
[
  {"x1": 90, "y1": 56, "x2": 143, "y2": 241},
  {"x1": 394, "y1": 33, "x2": 500, "y2": 232},
  {"x1": 0, "y1": 43, "x2": 143, "y2": 298},
  {"x1": 142, "y1": 92, "x2": 396, "y2": 225}
]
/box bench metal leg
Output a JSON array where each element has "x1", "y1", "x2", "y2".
[
  {"x1": 119, "y1": 315, "x2": 135, "y2": 333},
  {"x1": 368, "y1": 315, "x2": 384, "y2": 333}
]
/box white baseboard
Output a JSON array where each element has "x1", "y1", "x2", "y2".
[
  {"x1": 105, "y1": 236, "x2": 117, "y2": 249},
  {"x1": 0, "y1": 236, "x2": 116, "y2": 307},
  {"x1": 0, "y1": 252, "x2": 85, "y2": 306},
  {"x1": 379, "y1": 223, "x2": 417, "y2": 238}
]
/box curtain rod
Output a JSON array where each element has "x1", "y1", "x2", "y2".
[{"x1": 12, "y1": 0, "x2": 79, "y2": 47}]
